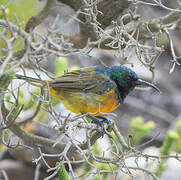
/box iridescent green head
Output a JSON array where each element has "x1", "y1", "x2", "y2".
[{"x1": 110, "y1": 66, "x2": 160, "y2": 100}]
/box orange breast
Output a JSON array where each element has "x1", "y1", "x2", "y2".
[
  {"x1": 92, "y1": 89, "x2": 120, "y2": 115},
  {"x1": 50, "y1": 88, "x2": 120, "y2": 115}
]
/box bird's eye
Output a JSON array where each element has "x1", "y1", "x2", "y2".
[{"x1": 126, "y1": 76, "x2": 132, "y2": 81}]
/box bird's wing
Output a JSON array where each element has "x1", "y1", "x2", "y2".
[{"x1": 49, "y1": 68, "x2": 117, "y2": 95}]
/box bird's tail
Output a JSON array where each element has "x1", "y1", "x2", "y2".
[{"x1": 15, "y1": 74, "x2": 47, "y2": 86}]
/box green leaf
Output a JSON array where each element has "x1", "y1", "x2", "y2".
[
  {"x1": 56, "y1": 163, "x2": 70, "y2": 180},
  {"x1": 55, "y1": 57, "x2": 68, "y2": 77},
  {"x1": 155, "y1": 130, "x2": 179, "y2": 178},
  {"x1": 129, "y1": 116, "x2": 155, "y2": 145},
  {"x1": 0, "y1": 0, "x2": 42, "y2": 27},
  {"x1": 0, "y1": 71, "x2": 16, "y2": 93}
]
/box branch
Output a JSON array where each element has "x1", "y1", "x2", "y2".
[
  {"x1": 1, "y1": 98, "x2": 102, "y2": 155},
  {"x1": 139, "y1": 8, "x2": 181, "y2": 39},
  {"x1": 58, "y1": 0, "x2": 131, "y2": 29},
  {"x1": 17, "y1": 87, "x2": 44, "y2": 126},
  {"x1": 57, "y1": 0, "x2": 131, "y2": 48},
  {"x1": 25, "y1": 0, "x2": 56, "y2": 33},
  {"x1": 60, "y1": 3, "x2": 181, "y2": 51}
]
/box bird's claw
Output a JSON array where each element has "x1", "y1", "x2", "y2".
[
  {"x1": 99, "y1": 121, "x2": 112, "y2": 138},
  {"x1": 105, "y1": 120, "x2": 113, "y2": 132},
  {"x1": 87, "y1": 116, "x2": 112, "y2": 138},
  {"x1": 97, "y1": 116, "x2": 113, "y2": 132}
]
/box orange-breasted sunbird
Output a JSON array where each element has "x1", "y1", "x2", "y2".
[{"x1": 16, "y1": 65, "x2": 160, "y2": 137}]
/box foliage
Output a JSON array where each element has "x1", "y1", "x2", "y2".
[
  {"x1": 0, "y1": 0, "x2": 41, "y2": 27},
  {"x1": 0, "y1": 0, "x2": 42, "y2": 55},
  {"x1": 155, "y1": 130, "x2": 179, "y2": 178},
  {"x1": 56, "y1": 163, "x2": 70, "y2": 180},
  {"x1": 175, "y1": 120, "x2": 181, "y2": 152},
  {"x1": 129, "y1": 116, "x2": 156, "y2": 146},
  {"x1": 0, "y1": 71, "x2": 15, "y2": 93},
  {"x1": 1, "y1": 0, "x2": 181, "y2": 179}
]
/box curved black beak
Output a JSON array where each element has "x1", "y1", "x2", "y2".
[{"x1": 135, "y1": 79, "x2": 161, "y2": 93}]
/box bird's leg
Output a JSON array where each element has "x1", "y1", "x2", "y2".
[
  {"x1": 87, "y1": 116, "x2": 105, "y2": 137},
  {"x1": 87, "y1": 116, "x2": 112, "y2": 138},
  {"x1": 97, "y1": 116, "x2": 113, "y2": 132}
]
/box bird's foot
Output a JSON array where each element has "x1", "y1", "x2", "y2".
[
  {"x1": 98, "y1": 116, "x2": 113, "y2": 132},
  {"x1": 87, "y1": 116, "x2": 112, "y2": 138}
]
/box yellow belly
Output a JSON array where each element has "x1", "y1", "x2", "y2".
[{"x1": 50, "y1": 88, "x2": 120, "y2": 115}]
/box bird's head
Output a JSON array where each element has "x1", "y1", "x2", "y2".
[{"x1": 110, "y1": 66, "x2": 160, "y2": 100}]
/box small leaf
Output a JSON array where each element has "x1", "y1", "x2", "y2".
[
  {"x1": 56, "y1": 163, "x2": 70, "y2": 180},
  {"x1": 0, "y1": 71, "x2": 16, "y2": 93}
]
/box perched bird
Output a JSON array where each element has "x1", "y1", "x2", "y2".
[{"x1": 16, "y1": 66, "x2": 160, "y2": 137}]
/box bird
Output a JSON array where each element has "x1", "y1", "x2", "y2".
[{"x1": 16, "y1": 65, "x2": 160, "y2": 137}]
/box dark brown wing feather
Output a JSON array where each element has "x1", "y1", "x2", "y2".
[{"x1": 49, "y1": 68, "x2": 116, "y2": 95}]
